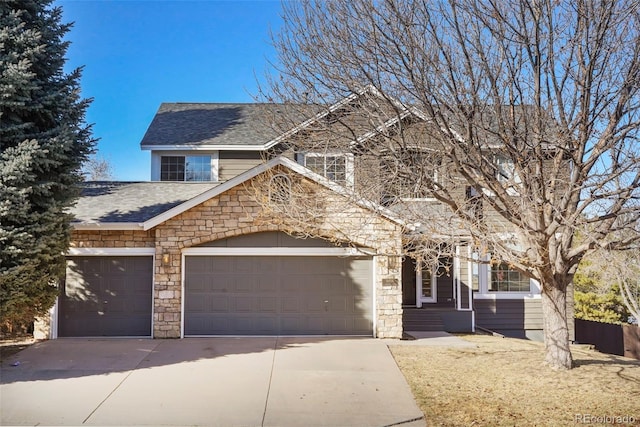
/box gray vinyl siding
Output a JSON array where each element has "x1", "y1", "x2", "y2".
[
  {"x1": 441, "y1": 310, "x2": 473, "y2": 332},
  {"x1": 474, "y1": 298, "x2": 543, "y2": 331},
  {"x1": 218, "y1": 151, "x2": 264, "y2": 181},
  {"x1": 435, "y1": 274, "x2": 455, "y2": 307}
]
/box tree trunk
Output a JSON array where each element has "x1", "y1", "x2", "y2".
[{"x1": 541, "y1": 284, "x2": 573, "y2": 370}]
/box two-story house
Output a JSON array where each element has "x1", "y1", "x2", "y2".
[{"x1": 36, "y1": 88, "x2": 543, "y2": 340}]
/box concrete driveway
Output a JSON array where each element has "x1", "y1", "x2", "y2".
[{"x1": 1, "y1": 337, "x2": 425, "y2": 426}]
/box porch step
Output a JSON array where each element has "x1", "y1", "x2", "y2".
[{"x1": 402, "y1": 308, "x2": 445, "y2": 331}]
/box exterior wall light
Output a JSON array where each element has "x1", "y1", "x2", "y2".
[{"x1": 161, "y1": 252, "x2": 170, "y2": 266}]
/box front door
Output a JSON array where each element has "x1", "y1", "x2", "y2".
[{"x1": 416, "y1": 265, "x2": 437, "y2": 307}]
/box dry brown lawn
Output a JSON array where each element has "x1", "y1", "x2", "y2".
[{"x1": 390, "y1": 335, "x2": 640, "y2": 427}]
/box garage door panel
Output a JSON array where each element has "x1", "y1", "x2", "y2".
[
  {"x1": 236, "y1": 277, "x2": 256, "y2": 292},
  {"x1": 329, "y1": 278, "x2": 347, "y2": 293},
  {"x1": 209, "y1": 296, "x2": 229, "y2": 312},
  {"x1": 281, "y1": 297, "x2": 300, "y2": 313},
  {"x1": 258, "y1": 297, "x2": 278, "y2": 312},
  {"x1": 185, "y1": 294, "x2": 206, "y2": 312},
  {"x1": 257, "y1": 277, "x2": 277, "y2": 292},
  {"x1": 186, "y1": 275, "x2": 211, "y2": 291},
  {"x1": 328, "y1": 299, "x2": 348, "y2": 313},
  {"x1": 329, "y1": 318, "x2": 350, "y2": 333},
  {"x1": 304, "y1": 299, "x2": 325, "y2": 313},
  {"x1": 59, "y1": 256, "x2": 152, "y2": 337},
  {"x1": 188, "y1": 256, "x2": 215, "y2": 274},
  {"x1": 184, "y1": 255, "x2": 372, "y2": 335},
  {"x1": 233, "y1": 297, "x2": 255, "y2": 312}
]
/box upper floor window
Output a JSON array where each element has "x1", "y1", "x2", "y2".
[
  {"x1": 493, "y1": 154, "x2": 521, "y2": 195},
  {"x1": 383, "y1": 150, "x2": 441, "y2": 200},
  {"x1": 465, "y1": 186, "x2": 483, "y2": 221},
  {"x1": 161, "y1": 155, "x2": 212, "y2": 181},
  {"x1": 489, "y1": 262, "x2": 530, "y2": 292},
  {"x1": 303, "y1": 153, "x2": 354, "y2": 187}
]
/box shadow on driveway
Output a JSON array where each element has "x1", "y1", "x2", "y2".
[
  {"x1": 0, "y1": 337, "x2": 426, "y2": 427},
  {"x1": 1, "y1": 337, "x2": 286, "y2": 384}
]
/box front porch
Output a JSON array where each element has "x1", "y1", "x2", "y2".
[
  {"x1": 403, "y1": 307, "x2": 473, "y2": 333},
  {"x1": 402, "y1": 256, "x2": 474, "y2": 333}
]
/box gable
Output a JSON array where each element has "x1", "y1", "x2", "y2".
[
  {"x1": 71, "y1": 156, "x2": 407, "y2": 232},
  {"x1": 139, "y1": 86, "x2": 423, "y2": 152}
]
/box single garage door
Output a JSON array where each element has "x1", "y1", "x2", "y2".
[
  {"x1": 59, "y1": 256, "x2": 153, "y2": 337},
  {"x1": 184, "y1": 256, "x2": 373, "y2": 336}
]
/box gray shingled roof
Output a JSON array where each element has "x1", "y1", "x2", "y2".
[
  {"x1": 71, "y1": 182, "x2": 218, "y2": 224},
  {"x1": 140, "y1": 103, "x2": 283, "y2": 147}
]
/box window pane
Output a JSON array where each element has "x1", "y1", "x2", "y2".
[
  {"x1": 305, "y1": 154, "x2": 347, "y2": 185},
  {"x1": 185, "y1": 156, "x2": 211, "y2": 181},
  {"x1": 305, "y1": 156, "x2": 324, "y2": 175},
  {"x1": 326, "y1": 156, "x2": 346, "y2": 183},
  {"x1": 490, "y1": 262, "x2": 530, "y2": 292},
  {"x1": 421, "y1": 268, "x2": 433, "y2": 298},
  {"x1": 161, "y1": 156, "x2": 211, "y2": 181},
  {"x1": 160, "y1": 156, "x2": 185, "y2": 181}
]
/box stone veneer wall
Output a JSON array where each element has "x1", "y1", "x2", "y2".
[
  {"x1": 70, "y1": 230, "x2": 155, "y2": 247},
  {"x1": 63, "y1": 176, "x2": 404, "y2": 339}
]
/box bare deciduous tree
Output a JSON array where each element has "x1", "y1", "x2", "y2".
[
  {"x1": 258, "y1": 0, "x2": 640, "y2": 369},
  {"x1": 83, "y1": 153, "x2": 114, "y2": 181},
  {"x1": 598, "y1": 248, "x2": 640, "y2": 322}
]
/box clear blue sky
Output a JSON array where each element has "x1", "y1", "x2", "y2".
[{"x1": 57, "y1": 0, "x2": 284, "y2": 181}]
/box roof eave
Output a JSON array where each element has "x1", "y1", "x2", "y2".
[
  {"x1": 72, "y1": 222, "x2": 145, "y2": 231},
  {"x1": 141, "y1": 144, "x2": 267, "y2": 151}
]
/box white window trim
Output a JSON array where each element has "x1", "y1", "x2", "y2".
[
  {"x1": 468, "y1": 247, "x2": 480, "y2": 293},
  {"x1": 473, "y1": 254, "x2": 541, "y2": 300},
  {"x1": 151, "y1": 150, "x2": 219, "y2": 182},
  {"x1": 456, "y1": 245, "x2": 475, "y2": 311},
  {"x1": 493, "y1": 154, "x2": 522, "y2": 196},
  {"x1": 399, "y1": 197, "x2": 438, "y2": 202},
  {"x1": 300, "y1": 152, "x2": 355, "y2": 188}
]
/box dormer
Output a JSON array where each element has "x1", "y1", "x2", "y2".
[{"x1": 140, "y1": 103, "x2": 281, "y2": 182}]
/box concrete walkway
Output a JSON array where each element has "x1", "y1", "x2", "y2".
[
  {"x1": 1, "y1": 337, "x2": 425, "y2": 426},
  {"x1": 401, "y1": 331, "x2": 478, "y2": 348}
]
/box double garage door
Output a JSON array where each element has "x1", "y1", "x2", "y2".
[
  {"x1": 59, "y1": 254, "x2": 373, "y2": 337},
  {"x1": 184, "y1": 255, "x2": 373, "y2": 336}
]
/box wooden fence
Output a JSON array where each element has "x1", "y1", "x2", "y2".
[{"x1": 574, "y1": 318, "x2": 640, "y2": 360}]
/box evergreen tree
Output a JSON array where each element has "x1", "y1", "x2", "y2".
[{"x1": 0, "y1": 0, "x2": 94, "y2": 333}]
